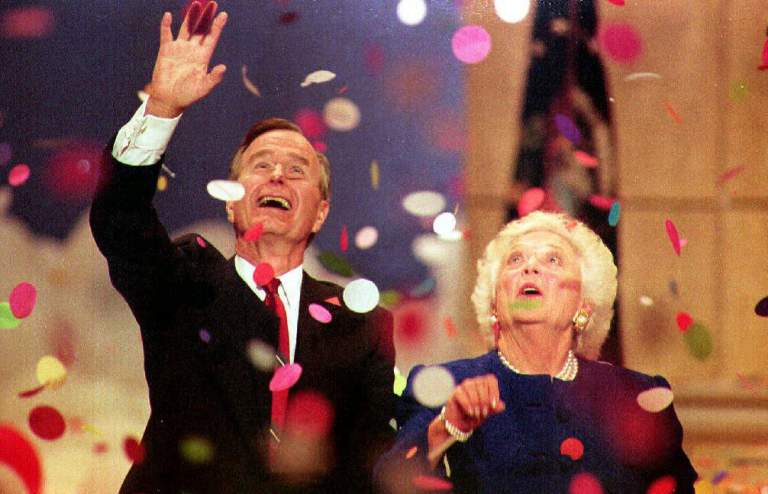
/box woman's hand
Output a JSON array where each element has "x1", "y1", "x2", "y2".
[{"x1": 145, "y1": 1, "x2": 228, "y2": 118}]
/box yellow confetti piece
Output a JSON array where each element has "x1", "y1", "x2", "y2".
[
  {"x1": 393, "y1": 367, "x2": 407, "y2": 396},
  {"x1": 370, "y1": 160, "x2": 380, "y2": 190},
  {"x1": 82, "y1": 423, "x2": 103, "y2": 436},
  {"x1": 157, "y1": 175, "x2": 168, "y2": 191},
  {"x1": 36, "y1": 355, "x2": 67, "y2": 388}
]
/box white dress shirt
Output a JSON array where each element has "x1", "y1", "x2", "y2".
[{"x1": 112, "y1": 101, "x2": 302, "y2": 363}]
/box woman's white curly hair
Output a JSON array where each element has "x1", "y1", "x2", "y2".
[{"x1": 470, "y1": 211, "x2": 617, "y2": 360}]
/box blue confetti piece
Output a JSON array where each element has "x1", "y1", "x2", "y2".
[
  {"x1": 711, "y1": 470, "x2": 728, "y2": 485},
  {"x1": 608, "y1": 201, "x2": 621, "y2": 227},
  {"x1": 554, "y1": 114, "x2": 581, "y2": 145}
]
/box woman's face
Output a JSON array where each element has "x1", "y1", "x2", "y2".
[{"x1": 495, "y1": 230, "x2": 583, "y2": 333}]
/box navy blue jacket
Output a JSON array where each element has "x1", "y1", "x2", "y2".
[{"x1": 377, "y1": 351, "x2": 697, "y2": 494}]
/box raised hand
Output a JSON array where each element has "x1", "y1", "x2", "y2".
[
  {"x1": 443, "y1": 374, "x2": 506, "y2": 433},
  {"x1": 146, "y1": 1, "x2": 228, "y2": 118}
]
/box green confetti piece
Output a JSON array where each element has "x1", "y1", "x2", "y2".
[
  {"x1": 608, "y1": 201, "x2": 621, "y2": 227},
  {"x1": 509, "y1": 299, "x2": 543, "y2": 312},
  {"x1": 683, "y1": 322, "x2": 713, "y2": 360},
  {"x1": 393, "y1": 368, "x2": 407, "y2": 397},
  {"x1": 317, "y1": 251, "x2": 354, "y2": 277},
  {"x1": 179, "y1": 436, "x2": 214, "y2": 464},
  {"x1": 379, "y1": 290, "x2": 402, "y2": 309},
  {"x1": 0, "y1": 302, "x2": 21, "y2": 329}
]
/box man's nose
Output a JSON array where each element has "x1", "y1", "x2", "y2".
[
  {"x1": 269, "y1": 163, "x2": 285, "y2": 181},
  {"x1": 522, "y1": 256, "x2": 540, "y2": 274}
]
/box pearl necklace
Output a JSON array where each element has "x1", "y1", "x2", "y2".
[{"x1": 497, "y1": 349, "x2": 578, "y2": 381}]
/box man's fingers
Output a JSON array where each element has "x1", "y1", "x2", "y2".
[
  {"x1": 202, "y1": 11, "x2": 228, "y2": 51},
  {"x1": 159, "y1": 12, "x2": 173, "y2": 46},
  {"x1": 192, "y1": 1, "x2": 217, "y2": 38},
  {"x1": 205, "y1": 64, "x2": 227, "y2": 90},
  {"x1": 179, "y1": 1, "x2": 201, "y2": 40}
]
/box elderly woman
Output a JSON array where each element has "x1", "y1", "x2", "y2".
[{"x1": 376, "y1": 211, "x2": 697, "y2": 493}]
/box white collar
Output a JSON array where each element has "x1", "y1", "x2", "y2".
[{"x1": 234, "y1": 255, "x2": 303, "y2": 309}]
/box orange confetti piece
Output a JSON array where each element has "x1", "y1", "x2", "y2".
[
  {"x1": 406, "y1": 446, "x2": 418, "y2": 459},
  {"x1": 18, "y1": 385, "x2": 45, "y2": 398},
  {"x1": 324, "y1": 296, "x2": 341, "y2": 306},
  {"x1": 664, "y1": 102, "x2": 683, "y2": 124},
  {"x1": 443, "y1": 316, "x2": 457, "y2": 338}
]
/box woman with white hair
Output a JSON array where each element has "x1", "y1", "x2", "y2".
[{"x1": 376, "y1": 211, "x2": 697, "y2": 493}]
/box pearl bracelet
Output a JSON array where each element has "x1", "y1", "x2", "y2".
[{"x1": 439, "y1": 406, "x2": 473, "y2": 442}]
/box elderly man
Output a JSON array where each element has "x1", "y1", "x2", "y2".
[{"x1": 90, "y1": 2, "x2": 394, "y2": 493}]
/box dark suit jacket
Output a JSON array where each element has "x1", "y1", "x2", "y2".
[
  {"x1": 376, "y1": 351, "x2": 698, "y2": 494},
  {"x1": 90, "y1": 147, "x2": 395, "y2": 494}
]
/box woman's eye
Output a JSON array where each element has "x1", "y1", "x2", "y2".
[
  {"x1": 510, "y1": 255, "x2": 522, "y2": 264},
  {"x1": 549, "y1": 255, "x2": 561, "y2": 265}
]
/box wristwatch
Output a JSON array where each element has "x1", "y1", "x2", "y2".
[{"x1": 439, "y1": 406, "x2": 473, "y2": 442}]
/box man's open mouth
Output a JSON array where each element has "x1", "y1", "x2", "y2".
[
  {"x1": 518, "y1": 283, "x2": 542, "y2": 297},
  {"x1": 258, "y1": 196, "x2": 292, "y2": 211}
]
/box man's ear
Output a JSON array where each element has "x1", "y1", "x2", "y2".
[
  {"x1": 225, "y1": 201, "x2": 235, "y2": 224},
  {"x1": 311, "y1": 200, "x2": 330, "y2": 233}
]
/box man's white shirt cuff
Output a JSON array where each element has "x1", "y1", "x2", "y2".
[{"x1": 112, "y1": 99, "x2": 181, "y2": 166}]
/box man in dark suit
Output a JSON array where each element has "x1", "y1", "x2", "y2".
[{"x1": 90, "y1": 2, "x2": 395, "y2": 492}]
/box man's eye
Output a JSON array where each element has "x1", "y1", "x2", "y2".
[
  {"x1": 509, "y1": 255, "x2": 522, "y2": 264},
  {"x1": 255, "y1": 162, "x2": 272, "y2": 170},
  {"x1": 289, "y1": 165, "x2": 305, "y2": 175}
]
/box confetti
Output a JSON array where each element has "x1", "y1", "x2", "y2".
[
  {"x1": 758, "y1": 38, "x2": 768, "y2": 70},
  {"x1": 285, "y1": 390, "x2": 334, "y2": 438},
  {"x1": 9, "y1": 281, "x2": 36, "y2": 319},
  {"x1": 574, "y1": 150, "x2": 598, "y2": 167},
  {"x1": 711, "y1": 470, "x2": 728, "y2": 485},
  {"x1": 569, "y1": 472, "x2": 604, "y2": 494},
  {"x1": 517, "y1": 187, "x2": 545, "y2": 217},
  {"x1": 308, "y1": 303, "x2": 332, "y2": 324},
  {"x1": 180, "y1": 436, "x2": 214, "y2": 464},
  {"x1": 93, "y1": 442, "x2": 109, "y2": 454},
  {"x1": 403, "y1": 190, "x2": 446, "y2": 217},
  {"x1": 28, "y1": 405, "x2": 66, "y2": 440},
  {"x1": 279, "y1": 11, "x2": 299, "y2": 25},
  {"x1": 269, "y1": 363, "x2": 303, "y2": 392},
  {"x1": 300, "y1": 70, "x2": 336, "y2": 88},
  {"x1": 393, "y1": 368, "x2": 407, "y2": 396},
  {"x1": 8, "y1": 163, "x2": 30, "y2": 186},
  {"x1": 755, "y1": 296, "x2": 768, "y2": 317},
  {"x1": 606, "y1": 0, "x2": 625, "y2": 5},
  {"x1": 608, "y1": 201, "x2": 621, "y2": 227},
  {"x1": 494, "y1": 0, "x2": 531, "y2": 23},
  {"x1": 623, "y1": 72, "x2": 661, "y2": 81},
  {"x1": 647, "y1": 476, "x2": 677, "y2": 494},
  {"x1": 676, "y1": 312, "x2": 693, "y2": 332},
  {"x1": 253, "y1": 262, "x2": 275, "y2": 286},
  {"x1": 323, "y1": 97, "x2": 361, "y2": 131},
  {"x1": 598, "y1": 23, "x2": 642, "y2": 64},
  {"x1": 379, "y1": 290, "x2": 401, "y2": 308},
  {"x1": 42, "y1": 141, "x2": 102, "y2": 203},
  {"x1": 729, "y1": 81, "x2": 749, "y2": 102},
  {"x1": 324, "y1": 296, "x2": 341, "y2": 307},
  {"x1": 668, "y1": 279, "x2": 679, "y2": 296},
  {"x1": 196, "y1": 236, "x2": 207, "y2": 248},
  {"x1": 555, "y1": 114, "x2": 581, "y2": 144},
  {"x1": 354, "y1": 226, "x2": 378, "y2": 250},
  {"x1": 432, "y1": 212, "x2": 457, "y2": 236},
  {"x1": 343, "y1": 279, "x2": 380, "y2": 313},
  {"x1": 443, "y1": 316, "x2": 457, "y2": 338},
  {"x1": 18, "y1": 385, "x2": 45, "y2": 398},
  {"x1": 451, "y1": 25, "x2": 492, "y2": 64},
  {"x1": 124, "y1": 436, "x2": 145, "y2": 464},
  {"x1": 683, "y1": 322, "x2": 713, "y2": 360},
  {"x1": 339, "y1": 225, "x2": 348, "y2": 252},
  {"x1": 0, "y1": 6, "x2": 55, "y2": 38},
  {"x1": 396, "y1": 0, "x2": 427, "y2": 26},
  {"x1": 664, "y1": 219, "x2": 682, "y2": 256},
  {"x1": 639, "y1": 295, "x2": 654, "y2": 307},
  {"x1": 157, "y1": 175, "x2": 168, "y2": 191},
  {"x1": 716, "y1": 165, "x2": 746, "y2": 186},
  {"x1": 412, "y1": 366, "x2": 455, "y2": 408},
  {"x1": 198, "y1": 329, "x2": 211, "y2": 343},
  {"x1": 636, "y1": 387, "x2": 674, "y2": 413},
  {"x1": 36, "y1": 355, "x2": 67, "y2": 388},
  {"x1": 317, "y1": 251, "x2": 354, "y2": 277},
  {"x1": 293, "y1": 109, "x2": 327, "y2": 139},
  {"x1": 247, "y1": 339, "x2": 276, "y2": 371},
  {"x1": 206, "y1": 180, "x2": 245, "y2": 201},
  {"x1": 588, "y1": 195, "x2": 615, "y2": 210},
  {"x1": 0, "y1": 302, "x2": 22, "y2": 329},
  {"x1": 241, "y1": 65, "x2": 261, "y2": 97},
  {"x1": 406, "y1": 446, "x2": 418, "y2": 459},
  {"x1": 0, "y1": 425, "x2": 42, "y2": 494},
  {"x1": 410, "y1": 278, "x2": 436, "y2": 298},
  {"x1": 664, "y1": 102, "x2": 683, "y2": 124},
  {"x1": 370, "y1": 160, "x2": 380, "y2": 189},
  {"x1": 412, "y1": 475, "x2": 452, "y2": 490},
  {"x1": 560, "y1": 437, "x2": 584, "y2": 460},
  {"x1": 243, "y1": 223, "x2": 264, "y2": 242}
]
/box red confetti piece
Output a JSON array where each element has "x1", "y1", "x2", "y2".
[
  {"x1": 664, "y1": 219, "x2": 681, "y2": 256},
  {"x1": 607, "y1": 0, "x2": 625, "y2": 5},
  {"x1": 755, "y1": 296, "x2": 768, "y2": 317},
  {"x1": 195, "y1": 236, "x2": 207, "y2": 248},
  {"x1": 285, "y1": 390, "x2": 334, "y2": 438},
  {"x1": 337, "y1": 85, "x2": 348, "y2": 94},
  {"x1": 676, "y1": 311, "x2": 693, "y2": 332},
  {"x1": 736, "y1": 372, "x2": 756, "y2": 391},
  {"x1": 758, "y1": 39, "x2": 768, "y2": 70},
  {"x1": 253, "y1": 262, "x2": 275, "y2": 286},
  {"x1": 443, "y1": 316, "x2": 457, "y2": 338},
  {"x1": 18, "y1": 384, "x2": 46, "y2": 399},
  {"x1": 560, "y1": 437, "x2": 585, "y2": 460},
  {"x1": 243, "y1": 223, "x2": 264, "y2": 242},
  {"x1": 9, "y1": 281, "x2": 37, "y2": 319},
  {"x1": 123, "y1": 436, "x2": 145, "y2": 464},
  {"x1": 569, "y1": 472, "x2": 604, "y2": 494},
  {"x1": 28, "y1": 405, "x2": 66, "y2": 440},
  {"x1": 0, "y1": 424, "x2": 42, "y2": 494},
  {"x1": 647, "y1": 475, "x2": 676, "y2": 494},
  {"x1": 269, "y1": 363, "x2": 303, "y2": 392},
  {"x1": 406, "y1": 446, "x2": 418, "y2": 459},
  {"x1": 574, "y1": 150, "x2": 599, "y2": 167},
  {"x1": 324, "y1": 296, "x2": 341, "y2": 307},
  {"x1": 312, "y1": 141, "x2": 327, "y2": 153},
  {"x1": 716, "y1": 165, "x2": 746, "y2": 186},
  {"x1": 279, "y1": 11, "x2": 299, "y2": 24},
  {"x1": 8, "y1": 163, "x2": 30, "y2": 187},
  {"x1": 93, "y1": 442, "x2": 109, "y2": 454},
  {"x1": 412, "y1": 475, "x2": 452, "y2": 491},
  {"x1": 451, "y1": 25, "x2": 492, "y2": 65},
  {"x1": 42, "y1": 141, "x2": 103, "y2": 203},
  {"x1": 518, "y1": 187, "x2": 546, "y2": 217},
  {"x1": 293, "y1": 109, "x2": 327, "y2": 139},
  {"x1": 340, "y1": 224, "x2": 348, "y2": 252},
  {"x1": 664, "y1": 102, "x2": 683, "y2": 124},
  {"x1": 588, "y1": 195, "x2": 614, "y2": 211},
  {"x1": 599, "y1": 23, "x2": 642, "y2": 64},
  {"x1": 0, "y1": 7, "x2": 55, "y2": 39},
  {"x1": 308, "y1": 303, "x2": 332, "y2": 324}
]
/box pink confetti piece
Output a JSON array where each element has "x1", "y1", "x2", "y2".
[
  {"x1": 340, "y1": 224, "x2": 348, "y2": 252},
  {"x1": 253, "y1": 262, "x2": 275, "y2": 286},
  {"x1": 0, "y1": 6, "x2": 55, "y2": 39},
  {"x1": 324, "y1": 296, "x2": 341, "y2": 306},
  {"x1": 28, "y1": 405, "x2": 66, "y2": 440},
  {"x1": 93, "y1": 442, "x2": 108, "y2": 454},
  {"x1": 8, "y1": 163, "x2": 30, "y2": 186},
  {"x1": 195, "y1": 236, "x2": 207, "y2": 248},
  {"x1": 337, "y1": 85, "x2": 348, "y2": 94},
  {"x1": 269, "y1": 363, "x2": 303, "y2": 392},
  {"x1": 293, "y1": 109, "x2": 327, "y2": 139},
  {"x1": 9, "y1": 281, "x2": 36, "y2": 319},
  {"x1": 123, "y1": 436, "x2": 145, "y2": 464},
  {"x1": 665, "y1": 219, "x2": 681, "y2": 255},
  {"x1": 560, "y1": 437, "x2": 584, "y2": 460},
  {"x1": 676, "y1": 311, "x2": 693, "y2": 332},
  {"x1": 716, "y1": 165, "x2": 746, "y2": 186},
  {"x1": 308, "y1": 303, "x2": 332, "y2": 324},
  {"x1": 588, "y1": 195, "x2": 614, "y2": 210},
  {"x1": 412, "y1": 475, "x2": 453, "y2": 491},
  {"x1": 599, "y1": 23, "x2": 642, "y2": 64},
  {"x1": 574, "y1": 150, "x2": 599, "y2": 167},
  {"x1": 569, "y1": 472, "x2": 604, "y2": 494},
  {"x1": 0, "y1": 424, "x2": 42, "y2": 494},
  {"x1": 664, "y1": 102, "x2": 683, "y2": 124},
  {"x1": 18, "y1": 384, "x2": 46, "y2": 399},
  {"x1": 451, "y1": 25, "x2": 491, "y2": 64},
  {"x1": 758, "y1": 38, "x2": 768, "y2": 70},
  {"x1": 647, "y1": 475, "x2": 676, "y2": 494},
  {"x1": 517, "y1": 187, "x2": 545, "y2": 217},
  {"x1": 243, "y1": 223, "x2": 264, "y2": 242},
  {"x1": 606, "y1": 0, "x2": 625, "y2": 5}
]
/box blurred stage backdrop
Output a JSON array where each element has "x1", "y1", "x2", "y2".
[{"x1": 1, "y1": 0, "x2": 768, "y2": 493}]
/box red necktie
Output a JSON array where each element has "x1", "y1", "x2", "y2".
[{"x1": 264, "y1": 278, "x2": 289, "y2": 436}]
